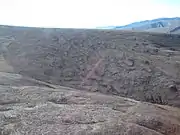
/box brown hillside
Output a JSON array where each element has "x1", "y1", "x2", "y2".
[
  {"x1": 0, "y1": 72, "x2": 180, "y2": 135},
  {"x1": 1, "y1": 26, "x2": 180, "y2": 107},
  {"x1": 1, "y1": 25, "x2": 180, "y2": 135}
]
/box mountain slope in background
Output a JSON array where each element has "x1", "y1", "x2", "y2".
[{"x1": 99, "y1": 17, "x2": 180, "y2": 34}]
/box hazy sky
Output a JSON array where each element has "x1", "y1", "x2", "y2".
[{"x1": 0, "y1": 0, "x2": 180, "y2": 28}]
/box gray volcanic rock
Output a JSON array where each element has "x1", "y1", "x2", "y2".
[
  {"x1": 1, "y1": 26, "x2": 180, "y2": 106},
  {"x1": 1, "y1": 83, "x2": 180, "y2": 135},
  {"x1": 0, "y1": 26, "x2": 180, "y2": 135}
]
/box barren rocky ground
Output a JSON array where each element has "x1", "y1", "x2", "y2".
[
  {"x1": 1, "y1": 25, "x2": 180, "y2": 134},
  {"x1": 1, "y1": 26, "x2": 180, "y2": 106},
  {"x1": 1, "y1": 82, "x2": 180, "y2": 135},
  {"x1": 1, "y1": 72, "x2": 180, "y2": 135}
]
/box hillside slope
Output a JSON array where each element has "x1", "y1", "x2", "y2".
[
  {"x1": 0, "y1": 70, "x2": 180, "y2": 135},
  {"x1": 99, "y1": 17, "x2": 180, "y2": 34},
  {"x1": 1, "y1": 26, "x2": 180, "y2": 107},
  {"x1": 1, "y1": 25, "x2": 180, "y2": 134}
]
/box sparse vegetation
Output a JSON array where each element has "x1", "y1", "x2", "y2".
[
  {"x1": 144, "y1": 94, "x2": 167, "y2": 105},
  {"x1": 48, "y1": 94, "x2": 68, "y2": 104}
]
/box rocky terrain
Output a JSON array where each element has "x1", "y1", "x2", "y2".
[
  {"x1": 1, "y1": 25, "x2": 180, "y2": 134},
  {"x1": 1, "y1": 26, "x2": 180, "y2": 106},
  {"x1": 1, "y1": 72, "x2": 180, "y2": 135}
]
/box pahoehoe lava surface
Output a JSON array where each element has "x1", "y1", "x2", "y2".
[{"x1": 1, "y1": 25, "x2": 180, "y2": 134}]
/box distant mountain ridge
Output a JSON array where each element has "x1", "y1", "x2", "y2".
[{"x1": 98, "y1": 17, "x2": 180, "y2": 34}]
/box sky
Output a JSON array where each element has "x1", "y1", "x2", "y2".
[{"x1": 0, "y1": 0, "x2": 180, "y2": 28}]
